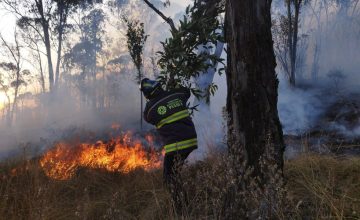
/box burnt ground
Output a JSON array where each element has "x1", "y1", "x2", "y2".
[{"x1": 285, "y1": 92, "x2": 360, "y2": 158}]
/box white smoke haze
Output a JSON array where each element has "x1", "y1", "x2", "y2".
[
  {"x1": 0, "y1": 0, "x2": 359, "y2": 160},
  {"x1": 196, "y1": 0, "x2": 360, "y2": 159},
  {"x1": 0, "y1": 0, "x2": 191, "y2": 158},
  {"x1": 277, "y1": 78, "x2": 326, "y2": 134},
  {"x1": 0, "y1": 77, "x2": 149, "y2": 157}
]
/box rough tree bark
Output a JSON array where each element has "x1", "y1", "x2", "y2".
[{"x1": 225, "y1": 0, "x2": 285, "y2": 173}]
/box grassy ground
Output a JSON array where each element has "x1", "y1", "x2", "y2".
[{"x1": 0, "y1": 153, "x2": 359, "y2": 219}]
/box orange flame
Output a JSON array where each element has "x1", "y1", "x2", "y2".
[{"x1": 40, "y1": 132, "x2": 162, "y2": 180}]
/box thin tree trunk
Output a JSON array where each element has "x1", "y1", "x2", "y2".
[
  {"x1": 0, "y1": 80, "x2": 11, "y2": 125},
  {"x1": 10, "y1": 69, "x2": 21, "y2": 124},
  {"x1": 309, "y1": 1, "x2": 321, "y2": 82},
  {"x1": 1, "y1": 103, "x2": 5, "y2": 123},
  {"x1": 225, "y1": 0, "x2": 285, "y2": 174},
  {"x1": 35, "y1": 43, "x2": 46, "y2": 92},
  {"x1": 36, "y1": 0, "x2": 54, "y2": 91},
  {"x1": 55, "y1": 21, "x2": 63, "y2": 86},
  {"x1": 311, "y1": 37, "x2": 320, "y2": 81},
  {"x1": 44, "y1": 26, "x2": 54, "y2": 91},
  {"x1": 6, "y1": 97, "x2": 11, "y2": 126},
  {"x1": 0, "y1": 31, "x2": 21, "y2": 125},
  {"x1": 287, "y1": 0, "x2": 295, "y2": 86},
  {"x1": 55, "y1": 1, "x2": 69, "y2": 87},
  {"x1": 93, "y1": 45, "x2": 97, "y2": 110},
  {"x1": 290, "y1": 1, "x2": 301, "y2": 86}
]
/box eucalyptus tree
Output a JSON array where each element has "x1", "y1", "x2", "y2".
[
  {"x1": 52, "y1": 0, "x2": 83, "y2": 85},
  {"x1": 64, "y1": 8, "x2": 105, "y2": 109},
  {"x1": 225, "y1": 0, "x2": 285, "y2": 180},
  {"x1": 1, "y1": 0, "x2": 101, "y2": 91},
  {"x1": 20, "y1": 27, "x2": 47, "y2": 92},
  {"x1": 223, "y1": 2, "x2": 286, "y2": 217},
  {"x1": 65, "y1": 9, "x2": 105, "y2": 79},
  {"x1": 0, "y1": 31, "x2": 30, "y2": 125},
  {"x1": 2, "y1": 0, "x2": 56, "y2": 91},
  {"x1": 284, "y1": 0, "x2": 310, "y2": 86},
  {"x1": 271, "y1": 0, "x2": 309, "y2": 86}
]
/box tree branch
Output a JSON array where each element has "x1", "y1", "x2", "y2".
[
  {"x1": 0, "y1": 33, "x2": 19, "y2": 65},
  {"x1": 142, "y1": 0, "x2": 177, "y2": 32}
]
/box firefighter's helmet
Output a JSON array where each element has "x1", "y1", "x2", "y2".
[{"x1": 140, "y1": 78, "x2": 161, "y2": 99}]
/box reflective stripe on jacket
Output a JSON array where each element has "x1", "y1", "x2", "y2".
[
  {"x1": 144, "y1": 87, "x2": 197, "y2": 155},
  {"x1": 164, "y1": 138, "x2": 197, "y2": 154}
]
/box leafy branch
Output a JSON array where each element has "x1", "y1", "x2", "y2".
[{"x1": 156, "y1": 0, "x2": 225, "y2": 100}]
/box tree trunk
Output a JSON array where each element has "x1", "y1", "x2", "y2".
[
  {"x1": 10, "y1": 68, "x2": 21, "y2": 124},
  {"x1": 287, "y1": 0, "x2": 295, "y2": 86},
  {"x1": 311, "y1": 38, "x2": 320, "y2": 81},
  {"x1": 37, "y1": 0, "x2": 54, "y2": 91},
  {"x1": 43, "y1": 24, "x2": 55, "y2": 91},
  {"x1": 54, "y1": 1, "x2": 70, "y2": 87},
  {"x1": 36, "y1": 44, "x2": 46, "y2": 93},
  {"x1": 0, "y1": 80, "x2": 12, "y2": 126},
  {"x1": 55, "y1": 2, "x2": 65, "y2": 87},
  {"x1": 6, "y1": 95, "x2": 11, "y2": 126},
  {"x1": 225, "y1": 0, "x2": 285, "y2": 174},
  {"x1": 290, "y1": 1, "x2": 301, "y2": 87}
]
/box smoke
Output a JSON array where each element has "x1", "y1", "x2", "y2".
[
  {"x1": 277, "y1": 76, "x2": 329, "y2": 134},
  {"x1": 272, "y1": 0, "x2": 360, "y2": 135},
  {"x1": 1, "y1": 0, "x2": 359, "y2": 160},
  {"x1": 0, "y1": 78, "x2": 145, "y2": 158},
  {"x1": 189, "y1": 0, "x2": 360, "y2": 158},
  {"x1": 0, "y1": 0, "x2": 191, "y2": 158}
]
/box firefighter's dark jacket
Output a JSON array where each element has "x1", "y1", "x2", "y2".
[{"x1": 144, "y1": 87, "x2": 197, "y2": 155}]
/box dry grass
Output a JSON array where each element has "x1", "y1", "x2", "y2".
[
  {"x1": 0, "y1": 153, "x2": 359, "y2": 219},
  {"x1": 286, "y1": 154, "x2": 360, "y2": 219}
]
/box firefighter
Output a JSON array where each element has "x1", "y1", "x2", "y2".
[{"x1": 140, "y1": 78, "x2": 197, "y2": 212}]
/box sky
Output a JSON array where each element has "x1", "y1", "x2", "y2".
[
  {"x1": 0, "y1": 10, "x2": 16, "y2": 38},
  {"x1": 173, "y1": 0, "x2": 191, "y2": 7}
]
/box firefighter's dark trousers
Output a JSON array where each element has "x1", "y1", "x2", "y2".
[{"x1": 163, "y1": 148, "x2": 194, "y2": 214}]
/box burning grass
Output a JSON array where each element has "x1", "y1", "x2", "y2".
[
  {"x1": 40, "y1": 133, "x2": 162, "y2": 180},
  {"x1": 0, "y1": 151, "x2": 359, "y2": 219}
]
